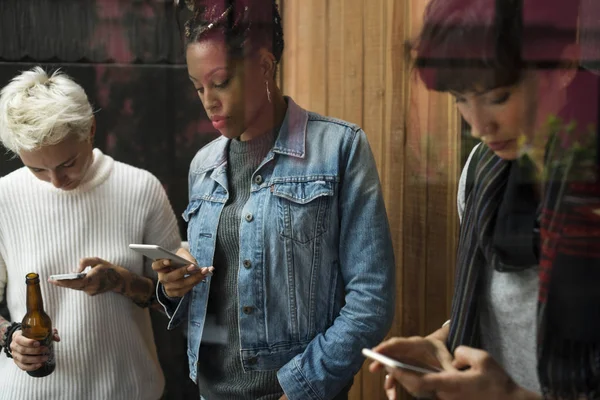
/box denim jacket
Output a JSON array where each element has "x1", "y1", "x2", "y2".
[{"x1": 158, "y1": 98, "x2": 395, "y2": 400}]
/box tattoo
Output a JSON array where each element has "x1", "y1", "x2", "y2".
[
  {"x1": 106, "y1": 268, "x2": 121, "y2": 290},
  {"x1": 0, "y1": 317, "x2": 11, "y2": 347},
  {"x1": 114, "y1": 269, "x2": 154, "y2": 306},
  {"x1": 96, "y1": 268, "x2": 122, "y2": 294},
  {"x1": 126, "y1": 276, "x2": 154, "y2": 305}
]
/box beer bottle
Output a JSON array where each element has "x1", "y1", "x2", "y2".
[{"x1": 21, "y1": 273, "x2": 55, "y2": 377}]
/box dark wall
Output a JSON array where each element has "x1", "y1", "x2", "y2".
[{"x1": 0, "y1": 1, "x2": 216, "y2": 398}]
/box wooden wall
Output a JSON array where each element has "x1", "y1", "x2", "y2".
[{"x1": 280, "y1": 0, "x2": 462, "y2": 398}]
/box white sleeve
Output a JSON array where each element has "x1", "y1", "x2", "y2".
[
  {"x1": 0, "y1": 252, "x2": 6, "y2": 304},
  {"x1": 458, "y1": 143, "x2": 481, "y2": 224},
  {"x1": 142, "y1": 176, "x2": 182, "y2": 279}
]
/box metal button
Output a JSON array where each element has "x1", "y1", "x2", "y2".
[
  {"x1": 245, "y1": 213, "x2": 254, "y2": 222},
  {"x1": 254, "y1": 175, "x2": 263, "y2": 185},
  {"x1": 243, "y1": 260, "x2": 252, "y2": 269},
  {"x1": 242, "y1": 306, "x2": 253, "y2": 315}
]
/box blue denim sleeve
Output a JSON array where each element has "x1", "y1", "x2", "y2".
[
  {"x1": 156, "y1": 282, "x2": 190, "y2": 330},
  {"x1": 155, "y1": 160, "x2": 196, "y2": 330},
  {"x1": 277, "y1": 128, "x2": 396, "y2": 400}
]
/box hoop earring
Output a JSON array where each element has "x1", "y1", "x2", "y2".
[{"x1": 265, "y1": 80, "x2": 272, "y2": 103}]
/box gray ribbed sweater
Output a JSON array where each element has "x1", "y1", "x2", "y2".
[{"x1": 196, "y1": 131, "x2": 282, "y2": 400}]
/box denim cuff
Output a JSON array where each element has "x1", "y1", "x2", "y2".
[
  {"x1": 155, "y1": 283, "x2": 183, "y2": 321},
  {"x1": 277, "y1": 357, "x2": 322, "y2": 400}
]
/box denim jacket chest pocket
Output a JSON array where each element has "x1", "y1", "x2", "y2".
[
  {"x1": 182, "y1": 177, "x2": 227, "y2": 265},
  {"x1": 271, "y1": 180, "x2": 335, "y2": 244}
]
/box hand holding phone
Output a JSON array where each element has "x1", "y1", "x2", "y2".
[
  {"x1": 128, "y1": 244, "x2": 210, "y2": 271},
  {"x1": 147, "y1": 246, "x2": 214, "y2": 298},
  {"x1": 367, "y1": 336, "x2": 454, "y2": 399},
  {"x1": 362, "y1": 348, "x2": 441, "y2": 374}
]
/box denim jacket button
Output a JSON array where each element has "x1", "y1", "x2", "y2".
[
  {"x1": 242, "y1": 306, "x2": 254, "y2": 315},
  {"x1": 243, "y1": 260, "x2": 252, "y2": 269},
  {"x1": 254, "y1": 175, "x2": 263, "y2": 185},
  {"x1": 245, "y1": 213, "x2": 254, "y2": 222}
]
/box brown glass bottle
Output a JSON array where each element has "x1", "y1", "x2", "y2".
[{"x1": 21, "y1": 273, "x2": 55, "y2": 377}]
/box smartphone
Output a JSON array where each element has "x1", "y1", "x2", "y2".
[
  {"x1": 362, "y1": 348, "x2": 441, "y2": 374},
  {"x1": 128, "y1": 244, "x2": 211, "y2": 274},
  {"x1": 49, "y1": 272, "x2": 87, "y2": 281}
]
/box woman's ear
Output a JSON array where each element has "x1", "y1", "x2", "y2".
[
  {"x1": 89, "y1": 117, "x2": 97, "y2": 143},
  {"x1": 258, "y1": 48, "x2": 277, "y2": 79},
  {"x1": 557, "y1": 43, "x2": 580, "y2": 89}
]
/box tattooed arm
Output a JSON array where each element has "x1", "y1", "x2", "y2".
[
  {"x1": 112, "y1": 265, "x2": 161, "y2": 309},
  {"x1": 0, "y1": 316, "x2": 11, "y2": 347},
  {"x1": 49, "y1": 257, "x2": 158, "y2": 308}
]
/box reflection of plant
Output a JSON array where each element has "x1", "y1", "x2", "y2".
[{"x1": 520, "y1": 115, "x2": 597, "y2": 184}]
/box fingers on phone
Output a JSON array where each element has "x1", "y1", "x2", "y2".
[
  {"x1": 369, "y1": 360, "x2": 383, "y2": 372},
  {"x1": 185, "y1": 265, "x2": 213, "y2": 275},
  {"x1": 151, "y1": 258, "x2": 171, "y2": 271},
  {"x1": 186, "y1": 264, "x2": 200, "y2": 273},
  {"x1": 384, "y1": 373, "x2": 396, "y2": 390},
  {"x1": 180, "y1": 270, "x2": 207, "y2": 286},
  {"x1": 166, "y1": 270, "x2": 207, "y2": 291}
]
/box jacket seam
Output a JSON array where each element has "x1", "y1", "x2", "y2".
[
  {"x1": 340, "y1": 128, "x2": 361, "y2": 179},
  {"x1": 307, "y1": 113, "x2": 361, "y2": 131},
  {"x1": 270, "y1": 175, "x2": 339, "y2": 184},
  {"x1": 292, "y1": 358, "x2": 322, "y2": 399}
]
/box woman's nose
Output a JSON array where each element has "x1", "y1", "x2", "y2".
[
  {"x1": 203, "y1": 88, "x2": 221, "y2": 113},
  {"x1": 469, "y1": 109, "x2": 498, "y2": 139},
  {"x1": 49, "y1": 171, "x2": 66, "y2": 188}
]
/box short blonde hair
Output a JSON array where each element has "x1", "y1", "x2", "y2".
[{"x1": 0, "y1": 66, "x2": 94, "y2": 154}]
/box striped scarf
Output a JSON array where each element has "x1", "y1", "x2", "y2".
[
  {"x1": 447, "y1": 144, "x2": 510, "y2": 351},
  {"x1": 448, "y1": 145, "x2": 600, "y2": 399}
]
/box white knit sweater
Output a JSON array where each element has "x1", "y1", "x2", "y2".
[{"x1": 0, "y1": 149, "x2": 181, "y2": 400}]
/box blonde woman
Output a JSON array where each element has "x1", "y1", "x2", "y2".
[{"x1": 0, "y1": 67, "x2": 180, "y2": 399}]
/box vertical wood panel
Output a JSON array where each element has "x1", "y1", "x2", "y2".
[
  {"x1": 294, "y1": 0, "x2": 313, "y2": 108},
  {"x1": 341, "y1": 0, "x2": 364, "y2": 126},
  {"x1": 402, "y1": 118, "x2": 428, "y2": 339},
  {"x1": 401, "y1": 0, "x2": 430, "y2": 341},
  {"x1": 384, "y1": 7, "x2": 409, "y2": 400},
  {"x1": 326, "y1": 0, "x2": 343, "y2": 118},
  {"x1": 281, "y1": 0, "x2": 298, "y2": 99},
  {"x1": 424, "y1": 92, "x2": 454, "y2": 335},
  {"x1": 384, "y1": 0, "x2": 409, "y2": 339},
  {"x1": 445, "y1": 102, "x2": 461, "y2": 318},
  {"x1": 359, "y1": 0, "x2": 394, "y2": 396},
  {"x1": 309, "y1": 0, "x2": 327, "y2": 114},
  {"x1": 362, "y1": 0, "x2": 386, "y2": 172}
]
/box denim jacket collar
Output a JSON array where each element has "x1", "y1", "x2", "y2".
[
  {"x1": 272, "y1": 97, "x2": 307, "y2": 158},
  {"x1": 191, "y1": 97, "x2": 308, "y2": 175}
]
